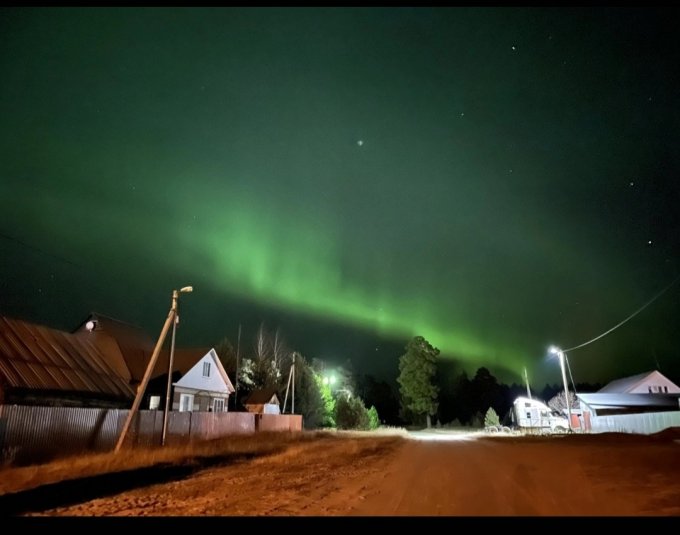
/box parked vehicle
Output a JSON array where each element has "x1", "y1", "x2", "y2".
[{"x1": 511, "y1": 396, "x2": 569, "y2": 433}]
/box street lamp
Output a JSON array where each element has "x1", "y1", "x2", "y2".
[
  {"x1": 549, "y1": 346, "x2": 572, "y2": 431},
  {"x1": 323, "y1": 375, "x2": 337, "y2": 387},
  {"x1": 115, "y1": 285, "x2": 194, "y2": 453},
  {"x1": 161, "y1": 286, "x2": 193, "y2": 446}
]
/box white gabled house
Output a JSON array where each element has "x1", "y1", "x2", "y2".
[
  {"x1": 598, "y1": 370, "x2": 680, "y2": 395},
  {"x1": 172, "y1": 348, "x2": 235, "y2": 412}
]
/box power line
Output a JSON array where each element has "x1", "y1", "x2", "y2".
[
  {"x1": 0, "y1": 230, "x2": 77, "y2": 267},
  {"x1": 564, "y1": 272, "x2": 680, "y2": 354}
]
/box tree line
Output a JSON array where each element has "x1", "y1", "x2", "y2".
[{"x1": 215, "y1": 327, "x2": 601, "y2": 430}]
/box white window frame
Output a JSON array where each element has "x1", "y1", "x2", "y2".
[
  {"x1": 213, "y1": 398, "x2": 225, "y2": 412},
  {"x1": 179, "y1": 393, "x2": 194, "y2": 412}
]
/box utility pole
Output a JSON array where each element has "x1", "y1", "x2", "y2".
[
  {"x1": 234, "y1": 323, "x2": 241, "y2": 408},
  {"x1": 523, "y1": 367, "x2": 532, "y2": 399},
  {"x1": 292, "y1": 352, "x2": 295, "y2": 414},
  {"x1": 161, "y1": 312, "x2": 179, "y2": 447},
  {"x1": 115, "y1": 306, "x2": 175, "y2": 453},
  {"x1": 558, "y1": 350, "x2": 573, "y2": 431},
  {"x1": 115, "y1": 286, "x2": 192, "y2": 453},
  {"x1": 283, "y1": 352, "x2": 296, "y2": 414}
]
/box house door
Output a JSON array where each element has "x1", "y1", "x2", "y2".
[{"x1": 179, "y1": 393, "x2": 194, "y2": 412}]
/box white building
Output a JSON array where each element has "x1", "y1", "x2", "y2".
[
  {"x1": 598, "y1": 370, "x2": 680, "y2": 395},
  {"x1": 172, "y1": 348, "x2": 235, "y2": 412}
]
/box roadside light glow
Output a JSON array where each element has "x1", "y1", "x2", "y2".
[
  {"x1": 330, "y1": 376, "x2": 337, "y2": 385},
  {"x1": 323, "y1": 377, "x2": 329, "y2": 385},
  {"x1": 549, "y1": 346, "x2": 560, "y2": 355},
  {"x1": 85, "y1": 320, "x2": 95, "y2": 331}
]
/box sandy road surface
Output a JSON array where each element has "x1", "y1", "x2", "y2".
[{"x1": 22, "y1": 431, "x2": 680, "y2": 516}]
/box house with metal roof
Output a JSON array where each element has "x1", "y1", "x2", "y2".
[
  {"x1": 75, "y1": 312, "x2": 218, "y2": 409},
  {"x1": 0, "y1": 316, "x2": 135, "y2": 408},
  {"x1": 574, "y1": 372, "x2": 680, "y2": 435},
  {"x1": 577, "y1": 392, "x2": 680, "y2": 416},
  {"x1": 597, "y1": 370, "x2": 680, "y2": 395}
]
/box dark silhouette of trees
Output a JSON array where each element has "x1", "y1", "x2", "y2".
[{"x1": 356, "y1": 374, "x2": 400, "y2": 425}]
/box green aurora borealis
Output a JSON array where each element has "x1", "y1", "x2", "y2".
[{"x1": 1, "y1": 8, "x2": 679, "y2": 384}]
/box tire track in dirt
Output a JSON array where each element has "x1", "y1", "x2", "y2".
[{"x1": 31, "y1": 436, "x2": 404, "y2": 516}]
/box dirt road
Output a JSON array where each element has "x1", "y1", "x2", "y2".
[{"x1": 20, "y1": 431, "x2": 680, "y2": 516}]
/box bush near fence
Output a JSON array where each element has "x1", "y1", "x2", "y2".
[{"x1": 0, "y1": 405, "x2": 302, "y2": 466}]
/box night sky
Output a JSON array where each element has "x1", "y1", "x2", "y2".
[{"x1": 2, "y1": 8, "x2": 679, "y2": 386}]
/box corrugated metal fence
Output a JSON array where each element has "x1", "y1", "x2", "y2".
[
  {"x1": 0, "y1": 405, "x2": 302, "y2": 466},
  {"x1": 590, "y1": 411, "x2": 680, "y2": 435}
]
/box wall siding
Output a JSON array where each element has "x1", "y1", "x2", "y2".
[
  {"x1": 0, "y1": 405, "x2": 300, "y2": 466},
  {"x1": 589, "y1": 411, "x2": 680, "y2": 434}
]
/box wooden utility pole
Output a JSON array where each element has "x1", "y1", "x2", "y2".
[
  {"x1": 115, "y1": 287, "x2": 192, "y2": 453},
  {"x1": 282, "y1": 352, "x2": 296, "y2": 414},
  {"x1": 115, "y1": 306, "x2": 175, "y2": 453}
]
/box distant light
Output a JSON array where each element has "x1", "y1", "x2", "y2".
[
  {"x1": 330, "y1": 376, "x2": 337, "y2": 385},
  {"x1": 86, "y1": 320, "x2": 96, "y2": 332},
  {"x1": 180, "y1": 286, "x2": 193, "y2": 293},
  {"x1": 357, "y1": 140, "x2": 364, "y2": 147}
]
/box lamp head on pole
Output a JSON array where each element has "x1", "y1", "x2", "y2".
[{"x1": 180, "y1": 286, "x2": 193, "y2": 293}]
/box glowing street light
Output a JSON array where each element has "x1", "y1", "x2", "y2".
[
  {"x1": 549, "y1": 346, "x2": 572, "y2": 431},
  {"x1": 323, "y1": 375, "x2": 337, "y2": 387}
]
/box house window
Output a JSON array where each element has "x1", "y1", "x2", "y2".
[
  {"x1": 213, "y1": 398, "x2": 225, "y2": 412},
  {"x1": 179, "y1": 393, "x2": 194, "y2": 412},
  {"x1": 649, "y1": 386, "x2": 653, "y2": 393},
  {"x1": 526, "y1": 412, "x2": 531, "y2": 419},
  {"x1": 664, "y1": 386, "x2": 668, "y2": 393},
  {"x1": 203, "y1": 362, "x2": 211, "y2": 377}
]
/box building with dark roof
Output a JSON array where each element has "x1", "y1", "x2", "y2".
[
  {"x1": 244, "y1": 388, "x2": 281, "y2": 414},
  {"x1": 0, "y1": 315, "x2": 134, "y2": 408}
]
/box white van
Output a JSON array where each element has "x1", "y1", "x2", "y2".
[{"x1": 512, "y1": 396, "x2": 569, "y2": 433}]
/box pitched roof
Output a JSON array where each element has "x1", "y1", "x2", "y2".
[
  {"x1": 244, "y1": 388, "x2": 280, "y2": 405},
  {"x1": 598, "y1": 370, "x2": 678, "y2": 393},
  {"x1": 76, "y1": 313, "x2": 208, "y2": 384},
  {"x1": 0, "y1": 316, "x2": 135, "y2": 400},
  {"x1": 75, "y1": 313, "x2": 155, "y2": 383},
  {"x1": 174, "y1": 348, "x2": 235, "y2": 394},
  {"x1": 153, "y1": 346, "x2": 213, "y2": 381}
]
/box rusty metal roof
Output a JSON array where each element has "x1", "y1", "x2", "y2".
[
  {"x1": 74, "y1": 313, "x2": 207, "y2": 384},
  {"x1": 0, "y1": 316, "x2": 135, "y2": 400}
]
